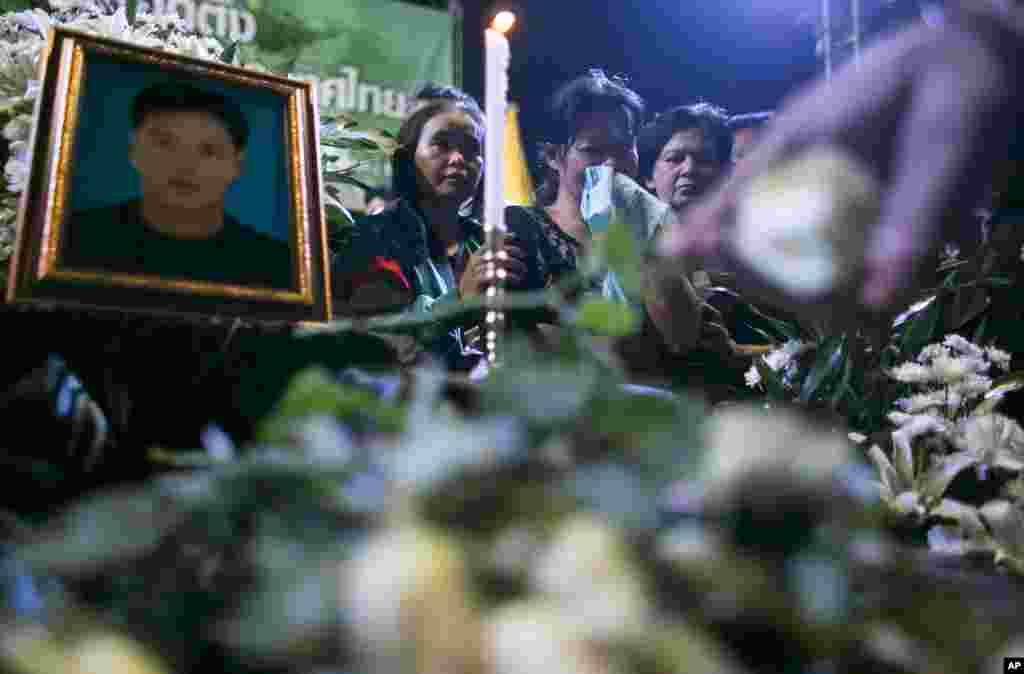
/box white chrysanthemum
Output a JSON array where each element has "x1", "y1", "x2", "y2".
[
  {"x1": 985, "y1": 345, "x2": 1012, "y2": 371},
  {"x1": 764, "y1": 339, "x2": 810, "y2": 372},
  {"x1": 957, "y1": 414, "x2": 1024, "y2": 471},
  {"x1": 951, "y1": 373, "x2": 993, "y2": 399},
  {"x1": 4, "y1": 155, "x2": 29, "y2": 193},
  {"x1": 0, "y1": 38, "x2": 45, "y2": 102},
  {"x1": 888, "y1": 361, "x2": 933, "y2": 384},
  {"x1": 891, "y1": 414, "x2": 950, "y2": 464},
  {"x1": 744, "y1": 364, "x2": 761, "y2": 389},
  {"x1": 943, "y1": 334, "x2": 985, "y2": 359},
  {"x1": 2, "y1": 114, "x2": 32, "y2": 142},
  {"x1": 930, "y1": 353, "x2": 987, "y2": 384},
  {"x1": 895, "y1": 393, "x2": 936, "y2": 414}
]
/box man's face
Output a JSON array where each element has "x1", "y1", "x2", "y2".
[
  {"x1": 413, "y1": 109, "x2": 484, "y2": 206},
  {"x1": 648, "y1": 127, "x2": 723, "y2": 211},
  {"x1": 731, "y1": 126, "x2": 759, "y2": 164},
  {"x1": 552, "y1": 110, "x2": 639, "y2": 205},
  {"x1": 130, "y1": 109, "x2": 244, "y2": 211}
]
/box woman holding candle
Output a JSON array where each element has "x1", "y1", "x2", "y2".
[{"x1": 333, "y1": 97, "x2": 528, "y2": 366}]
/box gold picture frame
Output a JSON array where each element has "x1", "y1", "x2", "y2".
[{"x1": 6, "y1": 27, "x2": 331, "y2": 323}]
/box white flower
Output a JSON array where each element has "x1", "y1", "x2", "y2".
[
  {"x1": 985, "y1": 345, "x2": 1012, "y2": 371},
  {"x1": 2, "y1": 114, "x2": 32, "y2": 142},
  {"x1": 891, "y1": 414, "x2": 949, "y2": 464},
  {"x1": 4, "y1": 155, "x2": 29, "y2": 193},
  {"x1": 744, "y1": 364, "x2": 761, "y2": 389},
  {"x1": 930, "y1": 353, "x2": 986, "y2": 384},
  {"x1": 950, "y1": 373, "x2": 993, "y2": 399},
  {"x1": 888, "y1": 361, "x2": 933, "y2": 384},
  {"x1": 943, "y1": 334, "x2": 985, "y2": 360},
  {"x1": 895, "y1": 391, "x2": 946, "y2": 414},
  {"x1": 956, "y1": 414, "x2": 1024, "y2": 473}
]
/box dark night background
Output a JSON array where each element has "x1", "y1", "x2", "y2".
[
  {"x1": 412, "y1": 0, "x2": 930, "y2": 184},
  {"x1": 461, "y1": 0, "x2": 822, "y2": 180}
]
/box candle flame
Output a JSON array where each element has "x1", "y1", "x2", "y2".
[{"x1": 491, "y1": 11, "x2": 516, "y2": 34}]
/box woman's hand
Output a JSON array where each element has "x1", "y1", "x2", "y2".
[{"x1": 458, "y1": 239, "x2": 529, "y2": 299}]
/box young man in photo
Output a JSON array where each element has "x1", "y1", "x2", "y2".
[{"x1": 63, "y1": 83, "x2": 293, "y2": 289}]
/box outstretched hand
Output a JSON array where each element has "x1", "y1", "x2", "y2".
[{"x1": 660, "y1": 4, "x2": 1022, "y2": 315}]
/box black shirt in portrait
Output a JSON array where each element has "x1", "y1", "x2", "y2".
[{"x1": 61, "y1": 200, "x2": 294, "y2": 290}]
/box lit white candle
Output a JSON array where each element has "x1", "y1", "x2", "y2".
[{"x1": 483, "y1": 25, "x2": 510, "y2": 240}]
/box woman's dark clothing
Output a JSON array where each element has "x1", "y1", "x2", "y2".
[{"x1": 332, "y1": 199, "x2": 486, "y2": 369}]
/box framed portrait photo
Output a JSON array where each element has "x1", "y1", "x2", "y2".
[{"x1": 6, "y1": 27, "x2": 331, "y2": 323}]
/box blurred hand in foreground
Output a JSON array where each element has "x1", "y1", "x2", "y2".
[{"x1": 660, "y1": 1, "x2": 1023, "y2": 315}]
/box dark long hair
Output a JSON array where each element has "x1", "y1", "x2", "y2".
[
  {"x1": 535, "y1": 69, "x2": 645, "y2": 206},
  {"x1": 391, "y1": 98, "x2": 486, "y2": 213}
]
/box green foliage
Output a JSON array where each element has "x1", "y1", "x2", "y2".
[{"x1": 256, "y1": 366, "x2": 404, "y2": 440}]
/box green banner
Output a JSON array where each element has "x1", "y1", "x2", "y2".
[{"x1": 141, "y1": 0, "x2": 457, "y2": 205}]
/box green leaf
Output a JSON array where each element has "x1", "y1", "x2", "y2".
[
  {"x1": 596, "y1": 217, "x2": 644, "y2": 297},
  {"x1": 972, "y1": 314, "x2": 990, "y2": 345},
  {"x1": 830, "y1": 350, "x2": 854, "y2": 407},
  {"x1": 222, "y1": 40, "x2": 240, "y2": 66},
  {"x1": 568, "y1": 463, "x2": 660, "y2": 532},
  {"x1": 900, "y1": 292, "x2": 944, "y2": 359},
  {"x1": 573, "y1": 297, "x2": 639, "y2": 337},
  {"x1": 295, "y1": 290, "x2": 559, "y2": 340},
  {"x1": 256, "y1": 367, "x2": 405, "y2": 443},
  {"x1": 799, "y1": 335, "x2": 846, "y2": 404},
  {"x1": 479, "y1": 335, "x2": 601, "y2": 426},
  {"x1": 972, "y1": 371, "x2": 1024, "y2": 416},
  {"x1": 867, "y1": 444, "x2": 900, "y2": 498}
]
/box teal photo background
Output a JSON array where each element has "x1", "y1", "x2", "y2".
[{"x1": 68, "y1": 53, "x2": 291, "y2": 242}]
